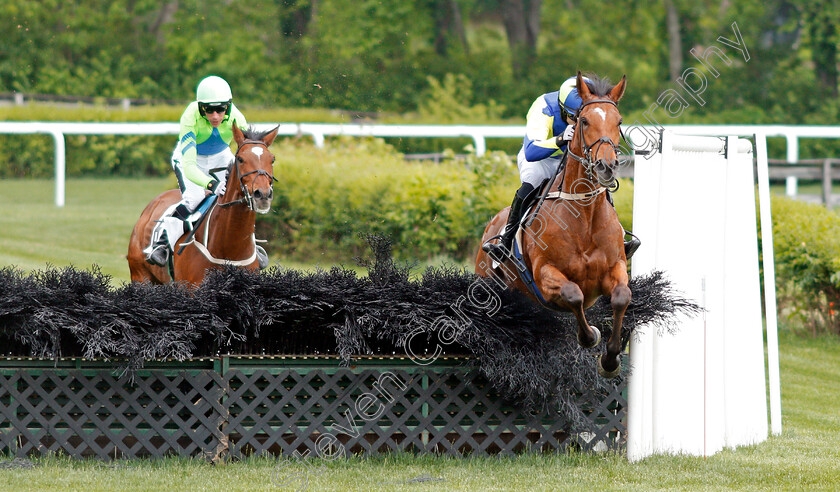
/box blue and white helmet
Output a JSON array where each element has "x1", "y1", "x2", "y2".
[{"x1": 558, "y1": 76, "x2": 589, "y2": 119}]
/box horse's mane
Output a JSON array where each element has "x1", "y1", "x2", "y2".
[
  {"x1": 582, "y1": 74, "x2": 615, "y2": 98},
  {"x1": 241, "y1": 126, "x2": 274, "y2": 141}
]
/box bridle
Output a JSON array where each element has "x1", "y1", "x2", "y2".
[
  {"x1": 566, "y1": 98, "x2": 622, "y2": 189},
  {"x1": 219, "y1": 139, "x2": 278, "y2": 210}
]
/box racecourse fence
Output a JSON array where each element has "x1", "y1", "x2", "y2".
[
  {"x1": 3, "y1": 122, "x2": 840, "y2": 206},
  {"x1": 0, "y1": 356, "x2": 626, "y2": 460},
  {"x1": 627, "y1": 132, "x2": 779, "y2": 460}
]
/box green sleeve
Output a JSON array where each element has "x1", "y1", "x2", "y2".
[
  {"x1": 230, "y1": 104, "x2": 248, "y2": 131},
  {"x1": 177, "y1": 102, "x2": 213, "y2": 188}
]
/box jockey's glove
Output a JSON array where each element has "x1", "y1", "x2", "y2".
[
  {"x1": 556, "y1": 124, "x2": 575, "y2": 146},
  {"x1": 207, "y1": 179, "x2": 226, "y2": 196}
]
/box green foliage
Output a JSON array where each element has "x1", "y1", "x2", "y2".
[
  {"x1": 771, "y1": 195, "x2": 840, "y2": 336},
  {"x1": 612, "y1": 178, "x2": 634, "y2": 233},
  {"x1": 258, "y1": 137, "x2": 635, "y2": 263},
  {"x1": 259, "y1": 138, "x2": 519, "y2": 262},
  {"x1": 2, "y1": 0, "x2": 839, "y2": 127},
  {"x1": 417, "y1": 74, "x2": 505, "y2": 123}
]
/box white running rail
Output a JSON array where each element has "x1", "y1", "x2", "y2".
[{"x1": 2, "y1": 121, "x2": 840, "y2": 206}]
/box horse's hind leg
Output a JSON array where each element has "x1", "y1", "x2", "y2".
[
  {"x1": 599, "y1": 263, "x2": 631, "y2": 378},
  {"x1": 538, "y1": 265, "x2": 601, "y2": 348}
]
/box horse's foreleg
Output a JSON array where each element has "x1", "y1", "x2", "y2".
[
  {"x1": 599, "y1": 263, "x2": 631, "y2": 378},
  {"x1": 538, "y1": 264, "x2": 601, "y2": 348}
]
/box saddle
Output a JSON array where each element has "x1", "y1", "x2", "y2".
[
  {"x1": 491, "y1": 179, "x2": 615, "y2": 307},
  {"x1": 179, "y1": 195, "x2": 218, "y2": 252}
]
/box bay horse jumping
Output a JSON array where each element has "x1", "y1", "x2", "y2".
[
  {"x1": 127, "y1": 125, "x2": 279, "y2": 285},
  {"x1": 475, "y1": 72, "x2": 630, "y2": 378}
]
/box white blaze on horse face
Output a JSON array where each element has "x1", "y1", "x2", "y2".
[
  {"x1": 593, "y1": 108, "x2": 607, "y2": 122},
  {"x1": 251, "y1": 147, "x2": 264, "y2": 157}
]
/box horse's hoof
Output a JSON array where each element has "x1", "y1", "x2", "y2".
[
  {"x1": 578, "y1": 326, "x2": 601, "y2": 349},
  {"x1": 597, "y1": 355, "x2": 621, "y2": 378}
]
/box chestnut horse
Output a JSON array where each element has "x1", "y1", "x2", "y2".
[
  {"x1": 127, "y1": 125, "x2": 279, "y2": 285},
  {"x1": 476, "y1": 72, "x2": 630, "y2": 378}
]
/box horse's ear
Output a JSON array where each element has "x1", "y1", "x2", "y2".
[
  {"x1": 263, "y1": 125, "x2": 280, "y2": 147},
  {"x1": 576, "y1": 71, "x2": 592, "y2": 100},
  {"x1": 609, "y1": 75, "x2": 627, "y2": 103},
  {"x1": 232, "y1": 122, "x2": 245, "y2": 147}
]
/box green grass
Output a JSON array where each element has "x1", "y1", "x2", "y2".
[
  {"x1": 0, "y1": 331, "x2": 837, "y2": 491},
  {"x1": 0, "y1": 177, "x2": 368, "y2": 283},
  {"x1": 0, "y1": 178, "x2": 470, "y2": 283},
  {"x1": 0, "y1": 177, "x2": 172, "y2": 283}
]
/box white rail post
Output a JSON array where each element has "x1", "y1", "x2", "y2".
[
  {"x1": 785, "y1": 134, "x2": 799, "y2": 197},
  {"x1": 49, "y1": 129, "x2": 66, "y2": 207},
  {"x1": 470, "y1": 133, "x2": 486, "y2": 156},
  {"x1": 755, "y1": 132, "x2": 783, "y2": 435},
  {"x1": 310, "y1": 131, "x2": 325, "y2": 148}
]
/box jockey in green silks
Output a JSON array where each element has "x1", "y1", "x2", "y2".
[{"x1": 144, "y1": 75, "x2": 266, "y2": 268}]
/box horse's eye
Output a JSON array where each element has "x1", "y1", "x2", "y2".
[
  {"x1": 271, "y1": 156, "x2": 275, "y2": 163},
  {"x1": 619, "y1": 118, "x2": 624, "y2": 126},
  {"x1": 580, "y1": 117, "x2": 588, "y2": 126},
  {"x1": 237, "y1": 156, "x2": 244, "y2": 163}
]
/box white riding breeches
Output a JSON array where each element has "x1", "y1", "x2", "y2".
[
  {"x1": 145, "y1": 146, "x2": 234, "y2": 254},
  {"x1": 517, "y1": 148, "x2": 563, "y2": 188},
  {"x1": 171, "y1": 145, "x2": 234, "y2": 211}
]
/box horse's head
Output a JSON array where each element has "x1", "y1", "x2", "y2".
[
  {"x1": 228, "y1": 124, "x2": 280, "y2": 214},
  {"x1": 569, "y1": 72, "x2": 626, "y2": 188}
]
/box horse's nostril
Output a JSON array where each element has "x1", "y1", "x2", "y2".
[{"x1": 253, "y1": 188, "x2": 272, "y2": 201}]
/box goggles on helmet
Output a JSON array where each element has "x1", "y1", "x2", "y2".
[{"x1": 199, "y1": 102, "x2": 230, "y2": 115}]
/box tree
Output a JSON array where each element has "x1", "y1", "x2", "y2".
[
  {"x1": 499, "y1": 0, "x2": 540, "y2": 77},
  {"x1": 279, "y1": 0, "x2": 315, "y2": 39},
  {"x1": 429, "y1": 0, "x2": 468, "y2": 56},
  {"x1": 803, "y1": 1, "x2": 839, "y2": 98},
  {"x1": 664, "y1": 0, "x2": 683, "y2": 82}
]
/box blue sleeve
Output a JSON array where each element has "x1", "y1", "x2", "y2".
[{"x1": 521, "y1": 95, "x2": 567, "y2": 162}]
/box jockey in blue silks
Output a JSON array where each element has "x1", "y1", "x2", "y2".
[{"x1": 483, "y1": 76, "x2": 640, "y2": 263}]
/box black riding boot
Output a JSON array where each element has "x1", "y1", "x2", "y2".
[
  {"x1": 483, "y1": 182, "x2": 534, "y2": 263},
  {"x1": 147, "y1": 232, "x2": 170, "y2": 266},
  {"x1": 624, "y1": 232, "x2": 641, "y2": 260}
]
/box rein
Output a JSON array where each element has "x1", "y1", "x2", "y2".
[
  {"x1": 187, "y1": 204, "x2": 259, "y2": 266},
  {"x1": 524, "y1": 98, "x2": 620, "y2": 226},
  {"x1": 218, "y1": 139, "x2": 278, "y2": 210}
]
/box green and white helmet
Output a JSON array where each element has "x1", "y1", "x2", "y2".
[{"x1": 196, "y1": 76, "x2": 232, "y2": 104}]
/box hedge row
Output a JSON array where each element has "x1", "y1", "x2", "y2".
[
  {"x1": 770, "y1": 195, "x2": 840, "y2": 335},
  {"x1": 258, "y1": 137, "x2": 635, "y2": 262}
]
